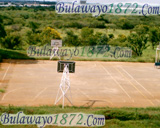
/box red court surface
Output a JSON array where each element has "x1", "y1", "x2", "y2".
[{"x1": 0, "y1": 60, "x2": 160, "y2": 107}]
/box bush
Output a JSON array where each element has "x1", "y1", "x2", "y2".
[
  {"x1": 81, "y1": 27, "x2": 94, "y2": 39},
  {"x1": 149, "y1": 27, "x2": 160, "y2": 49},
  {"x1": 3, "y1": 18, "x2": 13, "y2": 25},
  {"x1": 0, "y1": 55, "x2": 2, "y2": 62},
  {"x1": 14, "y1": 18, "x2": 25, "y2": 26},
  {"x1": 65, "y1": 21, "x2": 84, "y2": 29},
  {"x1": 128, "y1": 33, "x2": 148, "y2": 56},
  {"x1": 122, "y1": 21, "x2": 134, "y2": 29},
  {"x1": 89, "y1": 20, "x2": 106, "y2": 28},
  {"x1": 63, "y1": 30, "x2": 80, "y2": 46},
  {"x1": 96, "y1": 33, "x2": 109, "y2": 45},
  {"x1": 108, "y1": 34, "x2": 114, "y2": 39},
  {"x1": 20, "y1": 13, "x2": 29, "y2": 19},
  {"x1": 41, "y1": 27, "x2": 61, "y2": 45},
  {"x1": 108, "y1": 39, "x2": 127, "y2": 47},
  {"x1": 97, "y1": 14, "x2": 110, "y2": 23},
  {"x1": 117, "y1": 18, "x2": 135, "y2": 29},
  {"x1": 118, "y1": 34, "x2": 127, "y2": 42},
  {"x1": 0, "y1": 23, "x2": 6, "y2": 38},
  {"x1": 134, "y1": 25, "x2": 149, "y2": 35},
  {"x1": 105, "y1": 110, "x2": 136, "y2": 121},
  {"x1": 1, "y1": 33, "x2": 22, "y2": 49},
  {"x1": 26, "y1": 31, "x2": 41, "y2": 45},
  {"x1": 53, "y1": 20, "x2": 64, "y2": 29},
  {"x1": 81, "y1": 27, "x2": 94, "y2": 45},
  {"x1": 27, "y1": 21, "x2": 40, "y2": 33}
]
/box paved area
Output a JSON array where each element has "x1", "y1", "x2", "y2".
[{"x1": 0, "y1": 60, "x2": 160, "y2": 107}]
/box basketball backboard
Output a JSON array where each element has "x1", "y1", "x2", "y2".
[
  {"x1": 57, "y1": 61, "x2": 75, "y2": 73},
  {"x1": 51, "y1": 40, "x2": 62, "y2": 47}
]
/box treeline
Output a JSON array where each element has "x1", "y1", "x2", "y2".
[
  {"x1": 0, "y1": 7, "x2": 160, "y2": 57},
  {"x1": 1, "y1": 7, "x2": 160, "y2": 29},
  {"x1": 0, "y1": 6, "x2": 55, "y2": 11}
]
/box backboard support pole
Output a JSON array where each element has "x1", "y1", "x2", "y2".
[
  {"x1": 155, "y1": 42, "x2": 160, "y2": 68},
  {"x1": 50, "y1": 46, "x2": 60, "y2": 60},
  {"x1": 55, "y1": 64, "x2": 73, "y2": 108}
]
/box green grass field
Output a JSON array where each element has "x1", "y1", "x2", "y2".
[
  {"x1": 0, "y1": 45, "x2": 156, "y2": 63},
  {"x1": 0, "y1": 105, "x2": 160, "y2": 128}
]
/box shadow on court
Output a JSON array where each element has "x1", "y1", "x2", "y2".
[{"x1": 83, "y1": 100, "x2": 106, "y2": 107}]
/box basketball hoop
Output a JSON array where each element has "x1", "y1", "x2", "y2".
[{"x1": 50, "y1": 39, "x2": 62, "y2": 60}]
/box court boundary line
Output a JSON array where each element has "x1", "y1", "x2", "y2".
[
  {"x1": 1, "y1": 87, "x2": 24, "y2": 101},
  {"x1": 120, "y1": 66, "x2": 154, "y2": 98},
  {"x1": 32, "y1": 87, "x2": 48, "y2": 101},
  {"x1": 0, "y1": 63, "x2": 11, "y2": 86},
  {"x1": 98, "y1": 62, "x2": 134, "y2": 102},
  {"x1": 113, "y1": 65, "x2": 155, "y2": 106}
]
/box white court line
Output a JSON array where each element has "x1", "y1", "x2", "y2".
[
  {"x1": 32, "y1": 87, "x2": 48, "y2": 101},
  {"x1": 114, "y1": 66, "x2": 154, "y2": 106},
  {"x1": 156, "y1": 99, "x2": 160, "y2": 103},
  {"x1": 1, "y1": 87, "x2": 24, "y2": 101},
  {"x1": 38, "y1": 63, "x2": 48, "y2": 70},
  {"x1": 73, "y1": 87, "x2": 113, "y2": 106},
  {"x1": 120, "y1": 66, "x2": 154, "y2": 98},
  {"x1": 72, "y1": 87, "x2": 90, "y2": 99},
  {"x1": 0, "y1": 63, "x2": 11, "y2": 86},
  {"x1": 98, "y1": 62, "x2": 133, "y2": 101}
]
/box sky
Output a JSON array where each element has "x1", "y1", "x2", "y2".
[{"x1": 46, "y1": 0, "x2": 160, "y2": 5}]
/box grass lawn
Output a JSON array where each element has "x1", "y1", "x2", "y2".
[
  {"x1": 0, "y1": 46, "x2": 156, "y2": 63},
  {"x1": 0, "y1": 105, "x2": 160, "y2": 128}
]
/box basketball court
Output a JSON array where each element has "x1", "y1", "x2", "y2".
[{"x1": 0, "y1": 59, "x2": 160, "y2": 107}]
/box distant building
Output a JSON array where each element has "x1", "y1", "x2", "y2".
[{"x1": 78, "y1": 0, "x2": 87, "y2": 4}]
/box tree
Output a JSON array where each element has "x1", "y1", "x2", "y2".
[
  {"x1": 81, "y1": 28, "x2": 109, "y2": 46},
  {"x1": 97, "y1": 14, "x2": 110, "y2": 23},
  {"x1": 0, "y1": 15, "x2": 3, "y2": 23},
  {"x1": 63, "y1": 30, "x2": 80, "y2": 46},
  {"x1": 89, "y1": 20, "x2": 106, "y2": 28},
  {"x1": 26, "y1": 31, "x2": 41, "y2": 45},
  {"x1": 0, "y1": 16, "x2": 7, "y2": 47},
  {"x1": 81, "y1": 27, "x2": 94, "y2": 39},
  {"x1": 86, "y1": 35, "x2": 97, "y2": 46},
  {"x1": 41, "y1": 27, "x2": 61, "y2": 45},
  {"x1": 128, "y1": 33, "x2": 148, "y2": 56},
  {"x1": 81, "y1": 27, "x2": 94, "y2": 45},
  {"x1": 108, "y1": 34, "x2": 127, "y2": 47},
  {"x1": 108, "y1": 34, "x2": 114, "y2": 39},
  {"x1": 96, "y1": 34, "x2": 109, "y2": 45},
  {"x1": 149, "y1": 27, "x2": 160, "y2": 49},
  {"x1": 28, "y1": 21, "x2": 40, "y2": 33},
  {"x1": 0, "y1": 24, "x2": 6, "y2": 38},
  {"x1": 118, "y1": 34, "x2": 127, "y2": 42},
  {"x1": 134, "y1": 25, "x2": 149, "y2": 35},
  {"x1": 118, "y1": 18, "x2": 134, "y2": 29},
  {"x1": 1, "y1": 33, "x2": 21, "y2": 49}
]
